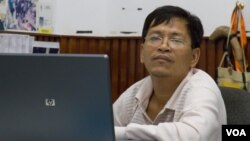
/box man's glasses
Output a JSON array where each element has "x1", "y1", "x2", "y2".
[{"x1": 145, "y1": 34, "x2": 189, "y2": 48}]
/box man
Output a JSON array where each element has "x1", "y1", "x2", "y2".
[{"x1": 113, "y1": 5, "x2": 226, "y2": 141}]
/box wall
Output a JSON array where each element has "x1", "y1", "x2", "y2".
[
  {"x1": 107, "y1": 0, "x2": 250, "y2": 36},
  {"x1": 52, "y1": 0, "x2": 250, "y2": 36},
  {"x1": 53, "y1": 0, "x2": 108, "y2": 36}
]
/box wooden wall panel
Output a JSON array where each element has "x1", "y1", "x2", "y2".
[
  {"x1": 119, "y1": 39, "x2": 128, "y2": 96},
  {"x1": 68, "y1": 38, "x2": 78, "y2": 53},
  {"x1": 59, "y1": 37, "x2": 69, "y2": 53},
  {"x1": 1, "y1": 31, "x2": 250, "y2": 102},
  {"x1": 246, "y1": 40, "x2": 250, "y2": 72},
  {"x1": 110, "y1": 39, "x2": 120, "y2": 101},
  {"x1": 197, "y1": 39, "x2": 207, "y2": 71},
  {"x1": 79, "y1": 39, "x2": 89, "y2": 53},
  {"x1": 127, "y1": 40, "x2": 137, "y2": 87},
  {"x1": 206, "y1": 39, "x2": 216, "y2": 79}
]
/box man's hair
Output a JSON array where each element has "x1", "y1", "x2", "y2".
[{"x1": 142, "y1": 5, "x2": 204, "y2": 49}]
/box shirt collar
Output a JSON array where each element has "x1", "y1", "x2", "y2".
[
  {"x1": 134, "y1": 69, "x2": 195, "y2": 110},
  {"x1": 135, "y1": 76, "x2": 153, "y2": 108},
  {"x1": 165, "y1": 68, "x2": 194, "y2": 109}
]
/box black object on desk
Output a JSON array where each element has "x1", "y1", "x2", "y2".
[
  {"x1": 0, "y1": 53, "x2": 115, "y2": 141},
  {"x1": 76, "y1": 30, "x2": 93, "y2": 34}
]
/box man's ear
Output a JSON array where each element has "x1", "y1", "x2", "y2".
[{"x1": 190, "y1": 48, "x2": 200, "y2": 68}]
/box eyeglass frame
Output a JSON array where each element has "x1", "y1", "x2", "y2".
[{"x1": 144, "y1": 33, "x2": 191, "y2": 48}]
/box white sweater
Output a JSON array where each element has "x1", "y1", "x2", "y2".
[{"x1": 113, "y1": 68, "x2": 227, "y2": 141}]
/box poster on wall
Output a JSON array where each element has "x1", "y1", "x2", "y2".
[
  {"x1": 0, "y1": 0, "x2": 7, "y2": 20},
  {"x1": 37, "y1": 1, "x2": 54, "y2": 34},
  {"x1": 0, "y1": 0, "x2": 7, "y2": 29},
  {"x1": 0, "y1": 0, "x2": 7, "y2": 30},
  {"x1": 5, "y1": 0, "x2": 39, "y2": 31}
]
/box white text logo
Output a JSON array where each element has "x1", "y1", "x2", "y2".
[{"x1": 226, "y1": 129, "x2": 246, "y2": 136}]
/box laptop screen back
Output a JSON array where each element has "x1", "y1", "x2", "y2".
[{"x1": 0, "y1": 53, "x2": 114, "y2": 141}]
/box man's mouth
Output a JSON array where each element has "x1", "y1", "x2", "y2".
[{"x1": 152, "y1": 54, "x2": 172, "y2": 62}]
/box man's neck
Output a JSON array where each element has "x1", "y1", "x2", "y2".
[
  {"x1": 146, "y1": 77, "x2": 182, "y2": 120},
  {"x1": 146, "y1": 74, "x2": 186, "y2": 120},
  {"x1": 150, "y1": 70, "x2": 189, "y2": 104}
]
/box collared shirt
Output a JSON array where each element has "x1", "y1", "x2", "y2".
[{"x1": 113, "y1": 68, "x2": 227, "y2": 141}]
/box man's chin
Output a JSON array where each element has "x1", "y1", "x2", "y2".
[{"x1": 150, "y1": 70, "x2": 170, "y2": 78}]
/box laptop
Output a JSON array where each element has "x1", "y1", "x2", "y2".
[{"x1": 0, "y1": 53, "x2": 115, "y2": 141}]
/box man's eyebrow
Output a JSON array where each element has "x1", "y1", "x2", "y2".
[
  {"x1": 147, "y1": 29, "x2": 186, "y2": 38},
  {"x1": 147, "y1": 30, "x2": 163, "y2": 36},
  {"x1": 168, "y1": 32, "x2": 186, "y2": 38}
]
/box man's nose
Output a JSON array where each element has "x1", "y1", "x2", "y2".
[{"x1": 157, "y1": 38, "x2": 170, "y2": 52}]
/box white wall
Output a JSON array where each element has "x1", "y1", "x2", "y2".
[
  {"x1": 107, "y1": 0, "x2": 250, "y2": 36},
  {"x1": 53, "y1": 0, "x2": 250, "y2": 36},
  {"x1": 54, "y1": 0, "x2": 108, "y2": 36}
]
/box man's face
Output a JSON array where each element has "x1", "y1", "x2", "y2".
[{"x1": 140, "y1": 18, "x2": 200, "y2": 79}]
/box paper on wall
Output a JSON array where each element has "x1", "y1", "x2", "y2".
[
  {"x1": 37, "y1": 1, "x2": 54, "y2": 34},
  {"x1": 0, "y1": 0, "x2": 7, "y2": 20}
]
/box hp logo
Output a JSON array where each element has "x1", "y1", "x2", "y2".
[{"x1": 45, "y1": 98, "x2": 56, "y2": 106}]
